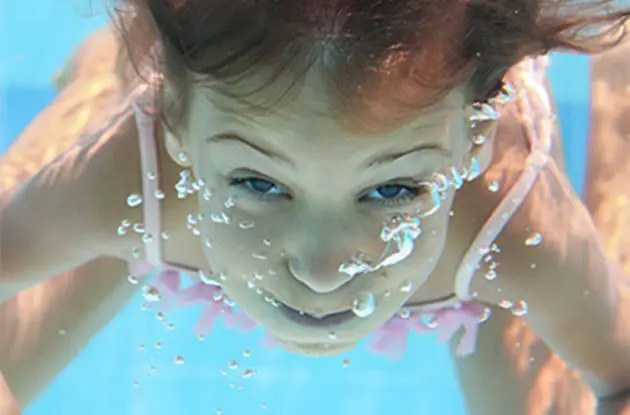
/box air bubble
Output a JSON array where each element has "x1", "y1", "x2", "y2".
[
  {"x1": 210, "y1": 212, "x2": 231, "y2": 224},
  {"x1": 204, "y1": 237, "x2": 213, "y2": 248},
  {"x1": 485, "y1": 270, "x2": 497, "y2": 280},
  {"x1": 239, "y1": 221, "x2": 255, "y2": 230},
  {"x1": 117, "y1": 226, "x2": 128, "y2": 236},
  {"x1": 525, "y1": 233, "x2": 542, "y2": 246},
  {"x1": 127, "y1": 194, "x2": 143, "y2": 207},
  {"x1": 142, "y1": 285, "x2": 162, "y2": 302},
  {"x1": 133, "y1": 223, "x2": 145, "y2": 234},
  {"x1": 199, "y1": 270, "x2": 221, "y2": 286},
  {"x1": 147, "y1": 172, "x2": 156, "y2": 181},
  {"x1": 224, "y1": 197, "x2": 237, "y2": 209},
  {"x1": 142, "y1": 233, "x2": 154, "y2": 244},
  {"x1": 399, "y1": 280, "x2": 413, "y2": 293},
  {"x1": 328, "y1": 331, "x2": 337, "y2": 340},
  {"x1": 161, "y1": 232, "x2": 169, "y2": 240},
  {"x1": 342, "y1": 359, "x2": 350, "y2": 368},
  {"x1": 263, "y1": 238, "x2": 272, "y2": 246},
  {"x1": 173, "y1": 355, "x2": 185, "y2": 364},
  {"x1": 154, "y1": 189, "x2": 165, "y2": 200},
  {"x1": 202, "y1": 188, "x2": 213, "y2": 201},
  {"x1": 132, "y1": 247, "x2": 141, "y2": 259},
  {"x1": 228, "y1": 360, "x2": 238, "y2": 370},
  {"x1": 177, "y1": 151, "x2": 189, "y2": 164},
  {"x1": 479, "y1": 307, "x2": 492, "y2": 322},
  {"x1": 128, "y1": 275, "x2": 139, "y2": 285},
  {"x1": 498, "y1": 299, "x2": 513, "y2": 309},
  {"x1": 397, "y1": 308, "x2": 411, "y2": 319},
  {"x1": 252, "y1": 252, "x2": 267, "y2": 260},
  {"x1": 352, "y1": 292, "x2": 375, "y2": 318},
  {"x1": 511, "y1": 300, "x2": 528, "y2": 316},
  {"x1": 242, "y1": 369, "x2": 255, "y2": 379},
  {"x1": 487, "y1": 181, "x2": 500, "y2": 192}
]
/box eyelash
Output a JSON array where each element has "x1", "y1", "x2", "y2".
[{"x1": 227, "y1": 174, "x2": 428, "y2": 207}]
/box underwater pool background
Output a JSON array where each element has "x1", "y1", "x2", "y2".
[{"x1": 1, "y1": 2, "x2": 590, "y2": 414}]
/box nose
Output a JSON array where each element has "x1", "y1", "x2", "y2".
[
  {"x1": 287, "y1": 255, "x2": 355, "y2": 294},
  {"x1": 284, "y1": 207, "x2": 380, "y2": 294}
]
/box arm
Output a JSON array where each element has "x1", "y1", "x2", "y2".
[
  {"x1": 452, "y1": 305, "x2": 595, "y2": 415},
  {"x1": 468, "y1": 54, "x2": 630, "y2": 401},
  {"x1": 0, "y1": 372, "x2": 20, "y2": 415},
  {"x1": 0, "y1": 109, "x2": 143, "y2": 301},
  {"x1": 474, "y1": 154, "x2": 630, "y2": 400},
  {"x1": 0, "y1": 257, "x2": 138, "y2": 408}
]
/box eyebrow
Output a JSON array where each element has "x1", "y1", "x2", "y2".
[
  {"x1": 365, "y1": 143, "x2": 451, "y2": 168},
  {"x1": 207, "y1": 134, "x2": 295, "y2": 168},
  {"x1": 206, "y1": 134, "x2": 450, "y2": 169}
]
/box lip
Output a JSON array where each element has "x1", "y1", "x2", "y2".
[{"x1": 279, "y1": 302, "x2": 356, "y2": 327}]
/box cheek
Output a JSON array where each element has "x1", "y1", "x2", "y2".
[{"x1": 197, "y1": 191, "x2": 282, "y2": 277}]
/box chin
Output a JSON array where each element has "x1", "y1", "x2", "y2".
[{"x1": 277, "y1": 339, "x2": 357, "y2": 357}]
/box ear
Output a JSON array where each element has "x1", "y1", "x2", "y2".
[{"x1": 162, "y1": 122, "x2": 192, "y2": 167}]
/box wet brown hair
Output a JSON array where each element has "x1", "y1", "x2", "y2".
[{"x1": 110, "y1": 0, "x2": 630, "y2": 134}]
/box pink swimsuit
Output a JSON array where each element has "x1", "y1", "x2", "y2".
[{"x1": 125, "y1": 56, "x2": 552, "y2": 360}]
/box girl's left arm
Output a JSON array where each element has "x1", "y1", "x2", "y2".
[{"x1": 475, "y1": 158, "x2": 630, "y2": 401}]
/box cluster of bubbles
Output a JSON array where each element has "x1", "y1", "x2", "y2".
[{"x1": 337, "y1": 152, "x2": 484, "y2": 318}]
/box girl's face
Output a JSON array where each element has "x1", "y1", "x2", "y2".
[{"x1": 178, "y1": 70, "x2": 472, "y2": 355}]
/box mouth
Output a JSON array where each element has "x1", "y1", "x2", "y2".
[
  {"x1": 278, "y1": 302, "x2": 356, "y2": 327},
  {"x1": 276, "y1": 339, "x2": 356, "y2": 356}
]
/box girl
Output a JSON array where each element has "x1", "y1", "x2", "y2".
[{"x1": 2, "y1": 0, "x2": 630, "y2": 413}]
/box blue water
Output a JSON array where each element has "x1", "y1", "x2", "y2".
[{"x1": 1, "y1": 3, "x2": 590, "y2": 414}]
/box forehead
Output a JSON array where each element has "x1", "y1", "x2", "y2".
[{"x1": 187, "y1": 69, "x2": 467, "y2": 156}]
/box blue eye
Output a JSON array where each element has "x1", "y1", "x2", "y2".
[
  {"x1": 362, "y1": 184, "x2": 420, "y2": 205},
  {"x1": 229, "y1": 177, "x2": 289, "y2": 200},
  {"x1": 229, "y1": 175, "x2": 426, "y2": 206}
]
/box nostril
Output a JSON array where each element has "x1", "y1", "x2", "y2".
[{"x1": 286, "y1": 257, "x2": 355, "y2": 294}]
